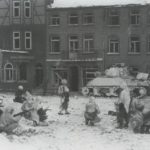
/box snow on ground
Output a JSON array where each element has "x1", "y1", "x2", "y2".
[
  {"x1": 51, "y1": 0, "x2": 150, "y2": 8},
  {"x1": 0, "y1": 93, "x2": 150, "y2": 150}
]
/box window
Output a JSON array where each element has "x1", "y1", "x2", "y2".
[
  {"x1": 4, "y1": 63, "x2": 16, "y2": 82},
  {"x1": 69, "y1": 13, "x2": 78, "y2": 25},
  {"x1": 50, "y1": 36, "x2": 60, "y2": 53},
  {"x1": 25, "y1": 32, "x2": 32, "y2": 49},
  {"x1": 13, "y1": 32, "x2": 20, "y2": 49},
  {"x1": 83, "y1": 67, "x2": 98, "y2": 85},
  {"x1": 129, "y1": 36, "x2": 140, "y2": 53},
  {"x1": 50, "y1": 15, "x2": 60, "y2": 26},
  {"x1": 24, "y1": 1, "x2": 31, "y2": 18},
  {"x1": 130, "y1": 9, "x2": 140, "y2": 25},
  {"x1": 108, "y1": 9, "x2": 120, "y2": 25},
  {"x1": 19, "y1": 63, "x2": 27, "y2": 81},
  {"x1": 13, "y1": 1, "x2": 20, "y2": 18},
  {"x1": 69, "y1": 35, "x2": 79, "y2": 52},
  {"x1": 83, "y1": 13, "x2": 94, "y2": 25},
  {"x1": 83, "y1": 34, "x2": 94, "y2": 52},
  {"x1": 108, "y1": 38, "x2": 119, "y2": 53}
]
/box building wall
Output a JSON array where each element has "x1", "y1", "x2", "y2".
[
  {"x1": 102, "y1": 6, "x2": 150, "y2": 71},
  {"x1": 46, "y1": 4, "x2": 150, "y2": 92},
  {"x1": 46, "y1": 7, "x2": 105, "y2": 92},
  {"x1": 46, "y1": 5, "x2": 150, "y2": 69},
  {"x1": 0, "y1": 0, "x2": 46, "y2": 91}
]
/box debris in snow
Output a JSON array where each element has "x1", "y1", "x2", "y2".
[{"x1": 136, "y1": 73, "x2": 149, "y2": 80}]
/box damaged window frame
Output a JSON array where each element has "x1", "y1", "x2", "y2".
[
  {"x1": 108, "y1": 8, "x2": 120, "y2": 26},
  {"x1": 129, "y1": 36, "x2": 140, "y2": 54},
  {"x1": 82, "y1": 12, "x2": 94, "y2": 25},
  {"x1": 50, "y1": 14, "x2": 60, "y2": 26},
  {"x1": 83, "y1": 34, "x2": 95, "y2": 53},
  {"x1": 50, "y1": 35, "x2": 61, "y2": 53},
  {"x1": 130, "y1": 8, "x2": 140, "y2": 25},
  {"x1": 69, "y1": 35, "x2": 80, "y2": 52},
  {"x1": 68, "y1": 13, "x2": 79, "y2": 25}
]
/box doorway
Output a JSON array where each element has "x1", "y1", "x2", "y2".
[
  {"x1": 70, "y1": 66, "x2": 79, "y2": 91},
  {"x1": 35, "y1": 63, "x2": 43, "y2": 87}
]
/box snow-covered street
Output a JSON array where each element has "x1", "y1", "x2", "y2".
[{"x1": 0, "y1": 94, "x2": 150, "y2": 150}]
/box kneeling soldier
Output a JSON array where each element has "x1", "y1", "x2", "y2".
[{"x1": 84, "y1": 96, "x2": 100, "y2": 126}]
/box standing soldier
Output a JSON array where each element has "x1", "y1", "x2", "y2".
[
  {"x1": 115, "y1": 83, "x2": 131, "y2": 128},
  {"x1": 58, "y1": 79, "x2": 70, "y2": 115},
  {"x1": 129, "y1": 88, "x2": 145, "y2": 133}
]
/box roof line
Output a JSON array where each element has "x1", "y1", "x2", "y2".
[{"x1": 48, "y1": 3, "x2": 150, "y2": 9}]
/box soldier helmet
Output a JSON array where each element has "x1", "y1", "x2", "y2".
[
  {"x1": 61, "y1": 79, "x2": 67, "y2": 85},
  {"x1": 18, "y1": 85, "x2": 24, "y2": 90}
]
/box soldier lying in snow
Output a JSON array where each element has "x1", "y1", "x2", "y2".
[{"x1": 21, "y1": 92, "x2": 48, "y2": 126}]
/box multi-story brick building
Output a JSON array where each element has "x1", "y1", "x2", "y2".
[
  {"x1": 46, "y1": 0, "x2": 150, "y2": 93},
  {"x1": 0, "y1": 0, "x2": 47, "y2": 91}
]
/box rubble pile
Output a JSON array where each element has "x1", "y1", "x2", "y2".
[
  {"x1": 105, "y1": 65, "x2": 129, "y2": 78},
  {"x1": 105, "y1": 64, "x2": 150, "y2": 90}
]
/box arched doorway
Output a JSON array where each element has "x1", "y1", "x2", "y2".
[
  {"x1": 35, "y1": 63, "x2": 43, "y2": 86},
  {"x1": 4, "y1": 63, "x2": 14, "y2": 82}
]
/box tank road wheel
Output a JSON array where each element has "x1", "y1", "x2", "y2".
[{"x1": 82, "y1": 87, "x2": 89, "y2": 96}]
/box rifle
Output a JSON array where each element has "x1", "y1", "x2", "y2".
[
  {"x1": 13, "y1": 109, "x2": 32, "y2": 117},
  {"x1": 13, "y1": 108, "x2": 51, "y2": 117}
]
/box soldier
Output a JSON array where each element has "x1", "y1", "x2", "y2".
[
  {"x1": 21, "y1": 92, "x2": 48, "y2": 126},
  {"x1": 84, "y1": 96, "x2": 100, "y2": 126},
  {"x1": 128, "y1": 89, "x2": 144, "y2": 133},
  {"x1": 0, "y1": 106, "x2": 21, "y2": 134},
  {"x1": 58, "y1": 79, "x2": 70, "y2": 115},
  {"x1": 115, "y1": 83, "x2": 131, "y2": 128},
  {"x1": 13, "y1": 85, "x2": 26, "y2": 103}
]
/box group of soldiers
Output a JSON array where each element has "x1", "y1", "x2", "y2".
[
  {"x1": 58, "y1": 79, "x2": 101, "y2": 126},
  {"x1": 115, "y1": 83, "x2": 150, "y2": 133},
  {"x1": 0, "y1": 85, "x2": 48, "y2": 134},
  {"x1": 81, "y1": 82, "x2": 150, "y2": 133},
  {"x1": 0, "y1": 78, "x2": 149, "y2": 135}
]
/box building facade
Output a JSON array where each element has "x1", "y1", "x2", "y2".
[
  {"x1": 46, "y1": 3, "x2": 150, "y2": 93},
  {"x1": 0, "y1": 0, "x2": 47, "y2": 91}
]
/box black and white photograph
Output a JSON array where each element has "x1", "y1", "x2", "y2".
[{"x1": 0, "y1": 0, "x2": 150, "y2": 149}]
